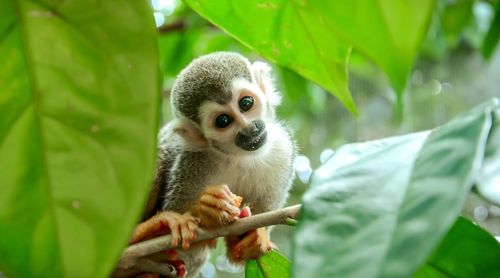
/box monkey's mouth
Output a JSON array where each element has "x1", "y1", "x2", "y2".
[{"x1": 237, "y1": 131, "x2": 267, "y2": 151}]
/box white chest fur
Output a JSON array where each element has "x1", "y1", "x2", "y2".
[{"x1": 205, "y1": 127, "x2": 294, "y2": 213}]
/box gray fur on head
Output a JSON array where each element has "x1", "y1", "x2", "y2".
[{"x1": 171, "y1": 52, "x2": 253, "y2": 124}]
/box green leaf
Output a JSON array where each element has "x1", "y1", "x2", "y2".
[
  {"x1": 293, "y1": 99, "x2": 499, "y2": 278},
  {"x1": 309, "y1": 0, "x2": 435, "y2": 106},
  {"x1": 476, "y1": 106, "x2": 500, "y2": 205},
  {"x1": 185, "y1": 0, "x2": 357, "y2": 114},
  {"x1": 481, "y1": 3, "x2": 500, "y2": 60},
  {"x1": 415, "y1": 217, "x2": 500, "y2": 278},
  {"x1": 0, "y1": 1, "x2": 159, "y2": 277},
  {"x1": 246, "y1": 250, "x2": 291, "y2": 278}
]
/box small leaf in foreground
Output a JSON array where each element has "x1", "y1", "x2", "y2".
[{"x1": 245, "y1": 250, "x2": 291, "y2": 278}]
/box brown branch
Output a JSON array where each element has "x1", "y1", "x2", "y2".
[
  {"x1": 116, "y1": 204, "x2": 301, "y2": 274},
  {"x1": 157, "y1": 20, "x2": 185, "y2": 34}
]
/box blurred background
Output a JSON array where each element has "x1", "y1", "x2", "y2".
[{"x1": 151, "y1": 0, "x2": 499, "y2": 277}]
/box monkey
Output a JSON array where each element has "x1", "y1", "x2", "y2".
[{"x1": 133, "y1": 52, "x2": 296, "y2": 277}]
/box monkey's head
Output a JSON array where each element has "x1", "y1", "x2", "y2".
[{"x1": 170, "y1": 52, "x2": 282, "y2": 156}]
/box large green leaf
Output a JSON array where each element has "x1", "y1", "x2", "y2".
[
  {"x1": 185, "y1": 0, "x2": 356, "y2": 114},
  {"x1": 415, "y1": 217, "x2": 500, "y2": 278},
  {"x1": 0, "y1": 0, "x2": 159, "y2": 277},
  {"x1": 246, "y1": 250, "x2": 291, "y2": 278},
  {"x1": 293, "y1": 99, "x2": 499, "y2": 278},
  {"x1": 308, "y1": 0, "x2": 434, "y2": 108}
]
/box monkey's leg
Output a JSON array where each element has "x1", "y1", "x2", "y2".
[
  {"x1": 191, "y1": 184, "x2": 243, "y2": 229},
  {"x1": 225, "y1": 208, "x2": 274, "y2": 263},
  {"x1": 131, "y1": 211, "x2": 199, "y2": 249}
]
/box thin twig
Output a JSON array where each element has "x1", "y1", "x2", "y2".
[
  {"x1": 157, "y1": 20, "x2": 185, "y2": 34},
  {"x1": 117, "y1": 205, "x2": 301, "y2": 272}
]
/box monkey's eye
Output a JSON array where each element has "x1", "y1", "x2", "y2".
[
  {"x1": 239, "y1": 96, "x2": 254, "y2": 112},
  {"x1": 215, "y1": 114, "x2": 233, "y2": 128}
]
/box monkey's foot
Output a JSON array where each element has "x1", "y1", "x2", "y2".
[
  {"x1": 136, "y1": 250, "x2": 187, "y2": 278},
  {"x1": 192, "y1": 184, "x2": 243, "y2": 228},
  {"x1": 226, "y1": 227, "x2": 273, "y2": 263},
  {"x1": 131, "y1": 211, "x2": 199, "y2": 250}
]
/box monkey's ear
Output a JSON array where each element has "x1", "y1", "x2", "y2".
[
  {"x1": 172, "y1": 118, "x2": 208, "y2": 150},
  {"x1": 251, "y1": 61, "x2": 281, "y2": 106}
]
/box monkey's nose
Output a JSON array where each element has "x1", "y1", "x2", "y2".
[{"x1": 241, "y1": 120, "x2": 265, "y2": 136}]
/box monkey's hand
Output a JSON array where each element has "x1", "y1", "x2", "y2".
[
  {"x1": 131, "y1": 211, "x2": 199, "y2": 250},
  {"x1": 191, "y1": 184, "x2": 243, "y2": 229},
  {"x1": 226, "y1": 208, "x2": 274, "y2": 263}
]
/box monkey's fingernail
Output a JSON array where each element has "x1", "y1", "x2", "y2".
[
  {"x1": 222, "y1": 211, "x2": 231, "y2": 220},
  {"x1": 226, "y1": 206, "x2": 239, "y2": 215}
]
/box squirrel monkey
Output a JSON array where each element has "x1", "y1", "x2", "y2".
[{"x1": 133, "y1": 52, "x2": 295, "y2": 277}]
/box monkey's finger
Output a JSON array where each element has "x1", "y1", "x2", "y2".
[
  {"x1": 169, "y1": 222, "x2": 180, "y2": 247},
  {"x1": 199, "y1": 204, "x2": 237, "y2": 223},
  {"x1": 180, "y1": 222, "x2": 191, "y2": 250},
  {"x1": 221, "y1": 184, "x2": 232, "y2": 195},
  {"x1": 200, "y1": 194, "x2": 240, "y2": 216},
  {"x1": 216, "y1": 186, "x2": 242, "y2": 207},
  {"x1": 202, "y1": 210, "x2": 232, "y2": 227},
  {"x1": 234, "y1": 230, "x2": 259, "y2": 252},
  {"x1": 205, "y1": 184, "x2": 236, "y2": 200},
  {"x1": 187, "y1": 221, "x2": 198, "y2": 240},
  {"x1": 209, "y1": 184, "x2": 233, "y2": 197},
  {"x1": 204, "y1": 185, "x2": 243, "y2": 208},
  {"x1": 240, "y1": 240, "x2": 262, "y2": 260},
  {"x1": 241, "y1": 232, "x2": 272, "y2": 260},
  {"x1": 236, "y1": 236, "x2": 259, "y2": 260},
  {"x1": 131, "y1": 217, "x2": 162, "y2": 243},
  {"x1": 200, "y1": 194, "x2": 229, "y2": 210},
  {"x1": 183, "y1": 213, "x2": 200, "y2": 224}
]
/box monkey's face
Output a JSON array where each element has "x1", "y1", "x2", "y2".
[
  {"x1": 199, "y1": 79, "x2": 275, "y2": 156},
  {"x1": 171, "y1": 56, "x2": 281, "y2": 155}
]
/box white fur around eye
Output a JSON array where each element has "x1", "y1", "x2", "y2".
[{"x1": 199, "y1": 101, "x2": 237, "y2": 135}]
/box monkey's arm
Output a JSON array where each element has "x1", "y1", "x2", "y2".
[
  {"x1": 131, "y1": 143, "x2": 203, "y2": 248},
  {"x1": 142, "y1": 146, "x2": 177, "y2": 221}
]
